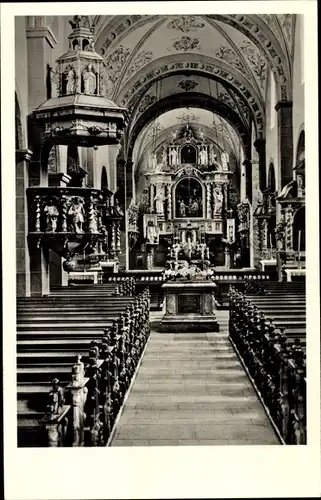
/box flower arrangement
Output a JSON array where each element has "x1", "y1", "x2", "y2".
[{"x1": 164, "y1": 260, "x2": 214, "y2": 281}]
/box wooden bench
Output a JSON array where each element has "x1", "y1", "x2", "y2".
[{"x1": 229, "y1": 284, "x2": 306, "y2": 445}]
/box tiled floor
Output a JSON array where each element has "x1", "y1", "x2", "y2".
[{"x1": 110, "y1": 310, "x2": 280, "y2": 446}]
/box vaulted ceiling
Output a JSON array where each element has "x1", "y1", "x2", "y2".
[{"x1": 90, "y1": 14, "x2": 295, "y2": 163}]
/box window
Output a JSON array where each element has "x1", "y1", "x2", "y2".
[{"x1": 301, "y1": 16, "x2": 304, "y2": 84}]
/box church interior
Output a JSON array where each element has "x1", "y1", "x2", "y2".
[{"x1": 15, "y1": 14, "x2": 307, "y2": 448}]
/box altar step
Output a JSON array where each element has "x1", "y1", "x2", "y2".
[{"x1": 110, "y1": 310, "x2": 280, "y2": 446}]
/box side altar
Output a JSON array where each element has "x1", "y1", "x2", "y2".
[{"x1": 160, "y1": 238, "x2": 219, "y2": 332}]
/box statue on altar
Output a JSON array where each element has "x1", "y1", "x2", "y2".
[
  {"x1": 213, "y1": 185, "x2": 223, "y2": 216},
  {"x1": 198, "y1": 146, "x2": 208, "y2": 166},
  {"x1": 146, "y1": 220, "x2": 158, "y2": 244},
  {"x1": 154, "y1": 184, "x2": 165, "y2": 215},
  {"x1": 209, "y1": 144, "x2": 217, "y2": 165},
  {"x1": 171, "y1": 129, "x2": 178, "y2": 142},
  {"x1": 169, "y1": 147, "x2": 178, "y2": 166},
  {"x1": 221, "y1": 150, "x2": 229, "y2": 171}
]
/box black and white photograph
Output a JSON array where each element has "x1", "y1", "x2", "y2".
[{"x1": 2, "y1": 2, "x2": 320, "y2": 499}]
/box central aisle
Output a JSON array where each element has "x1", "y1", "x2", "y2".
[{"x1": 110, "y1": 310, "x2": 280, "y2": 446}]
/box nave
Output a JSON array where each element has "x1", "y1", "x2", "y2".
[
  {"x1": 17, "y1": 275, "x2": 306, "y2": 447},
  {"x1": 110, "y1": 310, "x2": 279, "y2": 446}
]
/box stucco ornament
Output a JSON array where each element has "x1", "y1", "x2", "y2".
[
  {"x1": 172, "y1": 36, "x2": 200, "y2": 52},
  {"x1": 167, "y1": 16, "x2": 205, "y2": 33}
]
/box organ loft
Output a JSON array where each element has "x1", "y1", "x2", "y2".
[{"x1": 12, "y1": 13, "x2": 311, "y2": 460}]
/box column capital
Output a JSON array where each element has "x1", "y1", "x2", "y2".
[{"x1": 275, "y1": 100, "x2": 293, "y2": 112}]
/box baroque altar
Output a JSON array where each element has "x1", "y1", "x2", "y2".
[{"x1": 140, "y1": 125, "x2": 233, "y2": 268}]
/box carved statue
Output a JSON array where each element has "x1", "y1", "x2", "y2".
[
  {"x1": 68, "y1": 197, "x2": 85, "y2": 233},
  {"x1": 179, "y1": 199, "x2": 187, "y2": 217},
  {"x1": 171, "y1": 129, "x2": 178, "y2": 142},
  {"x1": 209, "y1": 144, "x2": 217, "y2": 164},
  {"x1": 69, "y1": 15, "x2": 82, "y2": 29},
  {"x1": 188, "y1": 198, "x2": 200, "y2": 217},
  {"x1": 66, "y1": 68, "x2": 76, "y2": 94},
  {"x1": 213, "y1": 185, "x2": 223, "y2": 215},
  {"x1": 297, "y1": 174, "x2": 304, "y2": 197},
  {"x1": 169, "y1": 147, "x2": 178, "y2": 166},
  {"x1": 83, "y1": 64, "x2": 96, "y2": 94},
  {"x1": 221, "y1": 150, "x2": 229, "y2": 171},
  {"x1": 146, "y1": 220, "x2": 157, "y2": 244},
  {"x1": 198, "y1": 146, "x2": 208, "y2": 165},
  {"x1": 113, "y1": 199, "x2": 124, "y2": 217},
  {"x1": 151, "y1": 152, "x2": 157, "y2": 170},
  {"x1": 198, "y1": 128, "x2": 204, "y2": 141},
  {"x1": 44, "y1": 201, "x2": 59, "y2": 232},
  {"x1": 154, "y1": 184, "x2": 165, "y2": 215}
]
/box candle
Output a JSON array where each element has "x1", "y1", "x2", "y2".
[
  {"x1": 269, "y1": 233, "x2": 272, "y2": 249},
  {"x1": 298, "y1": 230, "x2": 301, "y2": 252}
]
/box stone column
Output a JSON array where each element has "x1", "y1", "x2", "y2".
[
  {"x1": 167, "y1": 184, "x2": 172, "y2": 219},
  {"x1": 26, "y1": 19, "x2": 57, "y2": 114},
  {"x1": 206, "y1": 183, "x2": 212, "y2": 219},
  {"x1": 16, "y1": 149, "x2": 32, "y2": 297},
  {"x1": 224, "y1": 246, "x2": 231, "y2": 268},
  {"x1": 57, "y1": 145, "x2": 68, "y2": 186},
  {"x1": 254, "y1": 139, "x2": 266, "y2": 191},
  {"x1": 243, "y1": 159, "x2": 252, "y2": 203},
  {"x1": 275, "y1": 101, "x2": 293, "y2": 189},
  {"x1": 276, "y1": 202, "x2": 284, "y2": 281},
  {"x1": 240, "y1": 148, "x2": 246, "y2": 202},
  {"x1": 146, "y1": 247, "x2": 155, "y2": 270},
  {"x1": 150, "y1": 184, "x2": 155, "y2": 212}
]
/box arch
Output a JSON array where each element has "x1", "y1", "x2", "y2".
[
  {"x1": 119, "y1": 54, "x2": 265, "y2": 135},
  {"x1": 181, "y1": 144, "x2": 197, "y2": 164},
  {"x1": 268, "y1": 162, "x2": 276, "y2": 191},
  {"x1": 82, "y1": 39, "x2": 89, "y2": 50},
  {"x1": 101, "y1": 166, "x2": 108, "y2": 190},
  {"x1": 174, "y1": 176, "x2": 204, "y2": 219},
  {"x1": 94, "y1": 14, "x2": 291, "y2": 100},
  {"x1": 127, "y1": 92, "x2": 251, "y2": 160}
]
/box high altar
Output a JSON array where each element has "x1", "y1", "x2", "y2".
[{"x1": 134, "y1": 125, "x2": 234, "y2": 269}]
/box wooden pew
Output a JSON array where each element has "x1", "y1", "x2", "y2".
[
  {"x1": 228, "y1": 285, "x2": 306, "y2": 445},
  {"x1": 17, "y1": 286, "x2": 150, "y2": 447}
]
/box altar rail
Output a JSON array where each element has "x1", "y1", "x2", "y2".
[
  {"x1": 228, "y1": 286, "x2": 306, "y2": 444},
  {"x1": 39, "y1": 289, "x2": 150, "y2": 447}
]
